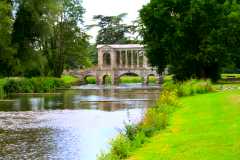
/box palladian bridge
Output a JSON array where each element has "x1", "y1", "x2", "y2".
[{"x1": 68, "y1": 44, "x2": 162, "y2": 85}]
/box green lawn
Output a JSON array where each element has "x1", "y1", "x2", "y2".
[
  {"x1": 61, "y1": 75, "x2": 80, "y2": 84},
  {"x1": 222, "y1": 74, "x2": 240, "y2": 79},
  {"x1": 129, "y1": 91, "x2": 240, "y2": 160}
]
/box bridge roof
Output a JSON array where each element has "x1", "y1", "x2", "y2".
[{"x1": 97, "y1": 44, "x2": 144, "y2": 49}]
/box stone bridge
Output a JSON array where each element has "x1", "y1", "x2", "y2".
[{"x1": 68, "y1": 44, "x2": 162, "y2": 85}]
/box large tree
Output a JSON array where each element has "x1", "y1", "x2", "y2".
[
  {"x1": 0, "y1": 0, "x2": 16, "y2": 76},
  {"x1": 49, "y1": 0, "x2": 91, "y2": 77},
  {"x1": 92, "y1": 13, "x2": 135, "y2": 44},
  {"x1": 12, "y1": 0, "x2": 59, "y2": 76},
  {"x1": 11, "y1": 0, "x2": 91, "y2": 77},
  {"x1": 140, "y1": 0, "x2": 240, "y2": 81}
]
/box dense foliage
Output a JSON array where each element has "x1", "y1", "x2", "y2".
[
  {"x1": 3, "y1": 77, "x2": 67, "y2": 93},
  {"x1": 0, "y1": 0, "x2": 92, "y2": 77},
  {"x1": 91, "y1": 13, "x2": 138, "y2": 44},
  {"x1": 140, "y1": 0, "x2": 240, "y2": 82}
]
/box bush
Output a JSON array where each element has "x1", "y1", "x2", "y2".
[
  {"x1": 98, "y1": 134, "x2": 132, "y2": 160},
  {"x1": 148, "y1": 76, "x2": 157, "y2": 84},
  {"x1": 163, "y1": 79, "x2": 214, "y2": 97},
  {"x1": 3, "y1": 77, "x2": 67, "y2": 94}
]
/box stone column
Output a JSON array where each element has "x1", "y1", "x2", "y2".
[
  {"x1": 143, "y1": 53, "x2": 148, "y2": 68},
  {"x1": 137, "y1": 52, "x2": 139, "y2": 68},
  {"x1": 143, "y1": 76, "x2": 148, "y2": 85},
  {"x1": 111, "y1": 50, "x2": 117, "y2": 70},
  {"x1": 125, "y1": 50, "x2": 128, "y2": 68},
  {"x1": 131, "y1": 50, "x2": 134, "y2": 69},
  {"x1": 98, "y1": 49, "x2": 103, "y2": 70},
  {"x1": 120, "y1": 50, "x2": 123, "y2": 69}
]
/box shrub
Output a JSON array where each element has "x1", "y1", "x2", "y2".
[
  {"x1": 163, "y1": 79, "x2": 214, "y2": 97},
  {"x1": 98, "y1": 134, "x2": 131, "y2": 160},
  {"x1": 148, "y1": 76, "x2": 157, "y2": 84}
]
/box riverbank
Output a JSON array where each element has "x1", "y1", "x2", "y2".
[
  {"x1": 129, "y1": 90, "x2": 240, "y2": 160},
  {"x1": 0, "y1": 76, "x2": 79, "y2": 98},
  {"x1": 98, "y1": 80, "x2": 215, "y2": 159}
]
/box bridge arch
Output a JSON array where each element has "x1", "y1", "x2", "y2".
[
  {"x1": 117, "y1": 72, "x2": 143, "y2": 84},
  {"x1": 146, "y1": 74, "x2": 159, "y2": 84},
  {"x1": 102, "y1": 74, "x2": 112, "y2": 85}
]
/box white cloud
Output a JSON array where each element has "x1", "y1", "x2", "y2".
[{"x1": 82, "y1": 0, "x2": 150, "y2": 43}]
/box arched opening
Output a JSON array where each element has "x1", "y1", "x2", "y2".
[
  {"x1": 103, "y1": 52, "x2": 111, "y2": 67},
  {"x1": 147, "y1": 74, "x2": 158, "y2": 84},
  {"x1": 84, "y1": 75, "x2": 96, "y2": 84},
  {"x1": 102, "y1": 75, "x2": 112, "y2": 85},
  {"x1": 119, "y1": 73, "x2": 143, "y2": 84}
]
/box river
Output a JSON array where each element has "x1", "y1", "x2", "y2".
[{"x1": 0, "y1": 84, "x2": 160, "y2": 160}]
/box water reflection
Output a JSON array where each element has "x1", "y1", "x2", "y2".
[{"x1": 0, "y1": 86, "x2": 160, "y2": 160}]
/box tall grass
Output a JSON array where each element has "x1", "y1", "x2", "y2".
[
  {"x1": 98, "y1": 80, "x2": 214, "y2": 160},
  {"x1": 163, "y1": 79, "x2": 214, "y2": 97}
]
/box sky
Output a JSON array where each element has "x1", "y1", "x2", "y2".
[{"x1": 82, "y1": 0, "x2": 150, "y2": 43}]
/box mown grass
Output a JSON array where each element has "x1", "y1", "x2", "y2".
[
  {"x1": 85, "y1": 76, "x2": 97, "y2": 84},
  {"x1": 221, "y1": 74, "x2": 240, "y2": 79},
  {"x1": 61, "y1": 75, "x2": 80, "y2": 85},
  {"x1": 119, "y1": 76, "x2": 142, "y2": 84},
  {"x1": 119, "y1": 76, "x2": 157, "y2": 84},
  {"x1": 83, "y1": 76, "x2": 158, "y2": 84},
  {"x1": 129, "y1": 91, "x2": 240, "y2": 160}
]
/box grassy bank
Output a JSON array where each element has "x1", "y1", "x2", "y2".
[
  {"x1": 129, "y1": 90, "x2": 240, "y2": 160},
  {"x1": 98, "y1": 80, "x2": 214, "y2": 160},
  {"x1": 3, "y1": 77, "x2": 69, "y2": 94}
]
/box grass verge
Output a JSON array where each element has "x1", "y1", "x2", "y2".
[{"x1": 129, "y1": 90, "x2": 240, "y2": 160}]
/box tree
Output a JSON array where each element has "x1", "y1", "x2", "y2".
[
  {"x1": 12, "y1": 0, "x2": 59, "y2": 76},
  {"x1": 49, "y1": 0, "x2": 91, "y2": 77},
  {"x1": 140, "y1": 0, "x2": 240, "y2": 81},
  {"x1": 92, "y1": 13, "x2": 134, "y2": 44},
  {"x1": 0, "y1": 0, "x2": 16, "y2": 77},
  {"x1": 10, "y1": 0, "x2": 91, "y2": 77}
]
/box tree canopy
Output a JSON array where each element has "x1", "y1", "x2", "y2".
[
  {"x1": 0, "y1": 0, "x2": 92, "y2": 77},
  {"x1": 140, "y1": 0, "x2": 240, "y2": 81},
  {"x1": 91, "y1": 13, "x2": 137, "y2": 44}
]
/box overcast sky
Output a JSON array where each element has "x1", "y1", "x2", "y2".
[{"x1": 82, "y1": 0, "x2": 150, "y2": 43}]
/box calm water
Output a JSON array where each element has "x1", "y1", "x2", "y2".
[{"x1": 0, "y1": 84, "x2": 160, "y2": 160}]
